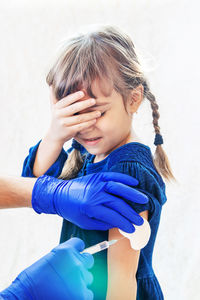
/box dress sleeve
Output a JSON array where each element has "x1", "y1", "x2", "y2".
[
  {"x1": 109, "y1": 161, "x2": 166, "y2": 217},
  {"x1": 21, "y1": 140, "x2": 68, "y2": 178}
]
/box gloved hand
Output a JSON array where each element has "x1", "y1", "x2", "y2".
[
  {"x1": 32, "y1": 172, "x2": 148, "y2": 233},
  {"x1": 0, "y1": 238, "x2": 94, "y2": 300}
]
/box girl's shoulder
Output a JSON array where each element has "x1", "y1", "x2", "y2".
[
  {"x1": 109, "y1": 142, "x2": 167, "y2": 209},
  {"x1": 106, "y1": 142, "x2": 154, "y2": 169},
  {"x1": 86, "y1": 142, "x2": 156, "y2": 174},
  {"x1": 86, "y1": 142, "x2": 167, "y2": 206}
]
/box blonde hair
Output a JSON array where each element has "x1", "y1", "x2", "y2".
[{"x1": 46, "y1": 25, "x2": 175, "y2": 182}]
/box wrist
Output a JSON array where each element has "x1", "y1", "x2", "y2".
[
  {"x1": 33, "y1": 135, "x2": 66, "y2": 177},
  {"x1": 31, "y1": 175, "x2": 68, "y2": 216},
  {"x1": 44, "y1": 132, "x2": 66, "y2": 150},
  {"x1": 32, "y1": 175, "x2": 57, "y2": 214},
  {"x1": 0, "y1": 274, "x2": 32, "y2": 300}
]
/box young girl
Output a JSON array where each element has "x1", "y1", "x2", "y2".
[{"x1": 22, "y1": 25, "x2": 175, "y2": 299}]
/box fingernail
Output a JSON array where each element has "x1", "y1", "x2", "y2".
[
  {"x1": 79, "y1": 91, "x2": 84, "y2": 97},
  {"x1": 140, "y1": 195, "x2": 149, "y2": 204},
  {"x1": 90, "y1": 99, "x2": 96, "y2": 104},
  {"x1": 135, "y1": 217, "x2": 144, "y2": 226},
  {"x1": 123, "y1": 224, "x2": 135, "y2": 233},
  {"x1": 126, "y1": 226, "x2": 135, "y2": 233},
  {"x1": 95, "y1": 111, "x2": 101, "y2": 117}
]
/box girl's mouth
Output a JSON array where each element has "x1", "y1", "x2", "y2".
[{"x1": 82, "y1": 137, "x2": 102, "y2": 146}]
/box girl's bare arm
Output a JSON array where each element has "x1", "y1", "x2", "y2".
[
  {"x1": 33, "y1": 135, "x2": 64, "y2": 177},
  {"x1": 106, "y1": 210, "x2": 149, "y2": 300}
]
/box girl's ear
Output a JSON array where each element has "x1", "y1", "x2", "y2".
[
  {"x1": 128, "y1": 85, "x2": 144, "y2": 114},
  {"x1": 49, "y1": 86, "x2": 58, "y2": 105}
]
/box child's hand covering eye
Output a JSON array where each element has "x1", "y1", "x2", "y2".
[{"x1": 46, "y1": 87, "x2": 101, "y2": 146}]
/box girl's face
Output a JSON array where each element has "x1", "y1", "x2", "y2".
[{"x1": 75, "y1": 80, "x2": 137, "y2": 162}]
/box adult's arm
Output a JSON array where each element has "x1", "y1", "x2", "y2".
[
  {"x1": 0, "y1": 173, "x2": 148, "y2": 232},
  {"x1": 0, "y1": 176, "x2": 36, "y2": 208}
]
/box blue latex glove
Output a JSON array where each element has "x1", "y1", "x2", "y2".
[
  {"x1": 32, "y1": 172, "x2": 148, "y2": 233},
  {"x1": 0, "y1": 238, "x2": 94, "y2": 300}
]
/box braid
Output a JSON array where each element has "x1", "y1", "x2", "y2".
[
  {"x1": 143, "y1": 81, "x2": 176, "y2": 182},
  {"x1": 58, "y1": 149, "x2": 84, "y2": 180},
  {"x1": 142, "y1": 81, "x2": 160, "y2": 133}
]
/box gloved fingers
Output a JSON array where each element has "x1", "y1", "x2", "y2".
[
  {"x1": 79, "y1": 252, "x2": 94, "y2": 269},
  {"x1": 56, "y1": 237, "x2": 85, "y2": 252},
  {"x1": 84, "y1": 288, "x2": 94, "y2": 300},
  {"x1": 100, "y1": 172, "x2": 139, "y2": 186},
  {"x1": 80, "y1": 265, "x2": 94, "y2": 286},
  {"x1": 93, "y1": 205, "x2": 135, "y2": 233},
  {"x1": 103, "y1": 194, "x2": 144, "y2": 226},
  {"x1": 104, "y1": 182, "x2": 149, "y2": 204},
  {"x1": 69, "y1": 275, "x2": 93, "y2": 300},
  {"x1": 81, "y1": 286, "x2": 94, "y2": 300}
]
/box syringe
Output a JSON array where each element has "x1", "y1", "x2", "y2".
[
  {"x1": 81, "y1": 218, "x2": 151, "y2": 255},
  {"x1": 81, "y1": 239, "x2": 118, "y2": 255}
]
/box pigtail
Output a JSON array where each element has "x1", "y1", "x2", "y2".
[
  {"x1": 143, "y1": 81, "x2": 176, "y2": 182},
  {"x1": 154, "y1": 144, "x2": 175, "y2": 182},
  {"x1": 58, "y1": 148, "x2": 84, "y2": 180}
]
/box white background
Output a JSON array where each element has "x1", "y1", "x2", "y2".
[{"x1": 0, "y1": 0, "x2": 200, "y2": 299}]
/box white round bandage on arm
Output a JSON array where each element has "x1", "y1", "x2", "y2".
[{"x1": 119, "y1": 218, "x2": 151, "y2": 250}]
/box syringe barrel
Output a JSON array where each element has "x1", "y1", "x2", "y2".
[{"x1": 82, "y1": 241, "x2": 109, "y2": 254}]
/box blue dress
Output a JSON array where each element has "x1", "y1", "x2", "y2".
[{"x1": 22, "y1": 141, "x2": 167, "y2": 300}]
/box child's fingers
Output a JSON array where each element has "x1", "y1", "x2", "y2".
[
  {"x1": 61, "y1": 111, "x2": 101, "y2": 126},
  {"x1": 69, "y1": 119, "x2": 97, "y2": 134},
  {"x1": 56, "y1": 91, "x2": 92, "y2": 109},
  {"x1": 59, "y1": 98, "x2": 96, "y2": 117}
]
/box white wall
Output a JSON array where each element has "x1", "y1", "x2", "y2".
[{"x1": 0, "y1": 0, "x2": 199, "y2": 299}]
